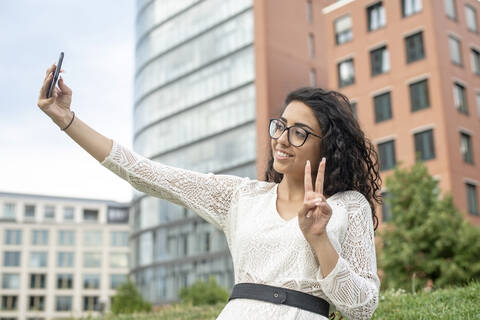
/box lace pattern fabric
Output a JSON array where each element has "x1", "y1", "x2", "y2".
[{"x1": 100, "y1": 140, "x2": 380, "y2": 319}]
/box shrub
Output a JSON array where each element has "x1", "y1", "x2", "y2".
[
  {"x1": 110, "y1": 280, "x2": 152, "y2": 314},
  {"x1": 178, "y1": 276, "x2": 230, "y2": 306}
]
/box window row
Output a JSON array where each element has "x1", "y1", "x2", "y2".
[
  {"x1": 381, "y1": 182, "x2": 479, "y2": 221},
  {"x1": 1, "y1": 294, "x2": 112, "y2": 312},
  {"x1": 345, "y1": 78, "x2": 480, "y2": 122},
  {"x1": 2, "y1": 252, "x2": 129, "y2": 268},
  {"x1": 337, "y1": 31, "x2": 425, "y2": 87},
  {"x1": 2, "y1": 230, "x2": 128, "y2": 247},
  {"x1": 333, "y1": 0, "x2": 478, "y2": 47},
  {"x1": 1, "y1": 204, "x2": 129, "y2": 223},
  {"x1": 1, "y1": 273, "x2": 127, "y2": 291}
]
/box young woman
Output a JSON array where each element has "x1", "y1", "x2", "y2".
[{"x1": 38, "y1": 64, "x2": 382, "y2": 319}]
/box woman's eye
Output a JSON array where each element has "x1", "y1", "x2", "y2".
[{"x1": 295, "y1": 129, "x2": 306, "y2": 138}]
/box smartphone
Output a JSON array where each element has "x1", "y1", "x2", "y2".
[{"x1": 47, "y1": 52, "x2": 64, "y2": 98}]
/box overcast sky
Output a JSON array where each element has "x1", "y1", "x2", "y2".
[{"x1": 0, "y1": 0, "x2": 135, "y2": 202}]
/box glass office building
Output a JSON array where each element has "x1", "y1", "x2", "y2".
[{"x1": 133, "y1": 0, "x2": 256, "y2": 304}]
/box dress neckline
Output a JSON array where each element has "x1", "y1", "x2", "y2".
[{"x1": 272, "y1": 183, "x2": 299, "y2": 224}]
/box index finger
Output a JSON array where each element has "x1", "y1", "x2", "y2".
[
  {"x1": 304, "y1": 160, "x2": 313, "y2": 197},
  {"x1": 315, "y1": 157, "x2": 326, "y2": 194}
]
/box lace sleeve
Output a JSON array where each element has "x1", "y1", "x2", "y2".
[
  {"x1": 316, "y1": 191, "x2": 380, "y2": 320},
  {"x1": 99, "y1": 140, "x2": 247, "y2": 232}
]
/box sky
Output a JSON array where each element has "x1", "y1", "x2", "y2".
[{"x1": 0, "y1": 1, "x2": 135, "y2": 203}]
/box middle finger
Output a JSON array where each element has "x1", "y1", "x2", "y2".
[{"x1": 315, "y1": 158, "x2": 326, "y2": 194}]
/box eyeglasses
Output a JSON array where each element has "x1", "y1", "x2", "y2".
[{"x1": 268, "y1": 118, "x2": 322, "y2": 147}]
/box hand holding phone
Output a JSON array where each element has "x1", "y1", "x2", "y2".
[{"x1": 47, "y1": 52, "x2": 64, "y2": 98}]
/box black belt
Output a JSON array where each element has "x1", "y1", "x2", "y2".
[{"x1": 228, "y1": 282, "x2": 330, "y2": 317}]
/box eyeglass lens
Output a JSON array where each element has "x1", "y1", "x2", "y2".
[{"x1": 269, "y1": 119, "x2": 308, "y2": 146}]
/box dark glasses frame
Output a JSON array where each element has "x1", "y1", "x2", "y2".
[{"x1": 268, "y1": 118, "x2": 322, "y2": 147}]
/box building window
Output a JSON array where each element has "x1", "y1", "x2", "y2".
[
  {"x1": 337, "y1": 58, "x2": 355, "y2": 87},
  {"x1": 471, "y1": 48, "x2": 480, "y2": 75},
  {"x1": 367, "y1": 2, "x2": 386, "y2": 32},
  {"x1": 30, "y1": 252, "x2": 47, "y2": 268},
  {"x1": 306, "y1": 0, "x2": 313, "y2": 24},
  {"x1": 309, "y1": 68, "x2": 316, "y2": 87},
  {"x1": 84, "y1": 230, "x2": 102, "y2": 246},
  {"x1": 83, "y1": 252, "x2": 101, "y2": 268},
  {"x1": 107, "y1": 207, "x2": 129, "y2": 223},
  {"x1": 381, "y1": 191, "x2": 392, "y2": 222},
  {"x1": 374, "y1": 91, "x2": 392, "y2": 123},
  {"x1": 402, "y1": 0, "x2": 422, "y2": 17},
  {"x1": 448, "y1": 35, "x2": 462, "y2": 66},
  {"x1": 1, "y1": 296, "x2": 18, "y2": 311},
  {"x1": 466, "y1": 183, "x2": 479, "y2": 216},
  {"x1": 83, "y1": 274, "x2": 100, "y2": 289},
  {"x1": 370, "y1": 45, "x2": 390, "y2": 76},
  {"x1": 453, "y1": 82, "x2": 468, "y2": 114},
  {"x1": 63, "y1": 207, "x2": 74, "y2": 221},
  {"x1": 414, "y1": 129, "x2": 435, "y2": 161},
  {"x1": 308, "y1": 33, "x2": 315, "y2": 58},
  {"x1": 3, "y1": 252, "x2": 20, "y2": 267},
  {"x1": 1, "y1": 274, "x2": 20, "y2": 289},
  {"x1": 110, "y1": 274, "x2": 127, "y2": 289},
  {"x1": 57, "y1": 252, "x2": 74, "y2": 268},
  {"x1": 465, "y1": 5, "x2": 478, "y2": 32},
  {"x1": 58, "y1": 230, "x2": 75, "y2": 246},
  {"x1": 111, "y1": 231, "x2": 128, "y2": 247},
  {"x1": 83, "y1": 209, "x2": 98, "y2": 222},
  {"x1": 405, "y1": 31, "x2": 425, "y2": 63},
  {"x1": 444, "y1": 0, "x2": 457, "y2": 20},
  {"x1": 460, "y1": 132, "x2": 474, "y2": 164},
  {"x1": 28, "y1": 296, "x2": 45, "y2": 311},
  {"x1": 56, "y1": 273, "x2": 73, "y2": 289},
  {"x1": 410, "y1": 79, "x2": 430, "y2": 111},
  {"x1": 83, "y1": 296, "x2": 99, "y2": 311},
  {"x1": 56, "y1": 296, "x2": 72, "y2": 312},
  {"x1": 350, "y1": 101, "x2": 358, "y2": 119},
  {"x1": 29, "y1": 274, "x2": 46, "y2": 289},
  {"x1": 44, "y1": 205, "x2": 55, "y2": 220},
  {"x1": 32, "y1": 230, "x2": 48, "y2": 245},
  {"x1": 110, "y1": 253, "x2": 129, "y2": 268},
  {"x1": 4, "y1": 230, "x2": 21, "y2": 245},
  {"x1": 378, "y1": 140, "x2": 396, "y2": 171},
  {"x1": 334, "y1": 14, "x2": 352, "y2": 45},
  {"x1": 24, "y1": 204, "x2": 35, "y2": 219},
  {"x1": 476, "y1": 92, "x2": 480, "y2": 119},
  {"x1": 2, "y1": 203, "x2": 16, "y2": 220}
]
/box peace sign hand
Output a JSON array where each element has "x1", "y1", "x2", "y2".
[{"x1": 298, "y1": 158, "x2": 332, "y2": 242}]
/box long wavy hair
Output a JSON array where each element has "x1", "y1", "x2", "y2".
[{"x1": 264, "y1": 87, "x2": 382, "y2": 231}]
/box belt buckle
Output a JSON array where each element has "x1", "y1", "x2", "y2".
[{"x1": 271, "y1": 288, "x2": 287, "y2": 304}]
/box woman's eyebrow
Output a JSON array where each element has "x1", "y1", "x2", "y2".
[{"x1": 279, "y1": 116, "x2": 314, "y2": 131}]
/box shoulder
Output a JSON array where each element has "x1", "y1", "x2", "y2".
[
  {"x1": 328, "y1": 190, "x2": 369, "y2": 205},
  {"x1": 236, "y1": 178, "x2": 276, "y2": 198}
]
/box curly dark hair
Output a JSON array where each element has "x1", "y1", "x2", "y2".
[{"x1": 264, "y1": 87, "x2": 382, "y2": 231}]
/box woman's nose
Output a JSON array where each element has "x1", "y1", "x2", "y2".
[{"x1": 278, "y1": 129, "x2": 290, "y2": 145}]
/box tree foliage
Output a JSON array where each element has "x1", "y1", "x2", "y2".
[
  {"x1": 378, "y1": 160, "x2": 480, "y2": 292},
  {"x1": 178, "y1": 276, "x2": 230, "y2": 306},
  {"x1": 110, "y1": 280, "x2": 152, "y2": 315}
]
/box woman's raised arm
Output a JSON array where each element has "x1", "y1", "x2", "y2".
[{"x1": 37, "y1": 64, "x2": 113, "y2": 162}]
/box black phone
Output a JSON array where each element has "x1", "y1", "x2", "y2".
[{"x1": 47, "y1": 52, "x2": 64, "y2": 98}]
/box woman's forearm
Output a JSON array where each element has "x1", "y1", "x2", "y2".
[{"x1": 56, "y1": 110, "x2": 113, "y2": 163}]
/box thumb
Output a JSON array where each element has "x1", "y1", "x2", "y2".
[
  {"x1": 58, "y1": 76, "x2": 72, "y2": 94},
  {"x1": 298, "y1": 199, "x2": 318, "y2": 218}
]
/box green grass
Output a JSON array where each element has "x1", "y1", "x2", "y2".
[{"x1": 76, "y1": 281, "x2": 480, "y2": 320}]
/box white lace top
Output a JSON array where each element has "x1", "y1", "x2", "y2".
[{"x1": 100, "y1": 140, "x2": 380, "y2": 320}]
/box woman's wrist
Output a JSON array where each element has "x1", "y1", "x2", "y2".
[{"x1": 53, "y1": 110, "x2": 74, "y2": 129}]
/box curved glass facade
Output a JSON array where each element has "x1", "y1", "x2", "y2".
[{"x1": 133, "y1": 0, "x2": 255, "y2": 304}]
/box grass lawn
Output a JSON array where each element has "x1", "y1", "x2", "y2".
[{"x1": 77, "y1": 281, "x2": 480, "y2": 319}]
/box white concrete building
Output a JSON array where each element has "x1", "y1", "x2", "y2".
[{"x1": 0, "y1": 191, "x2": 130, "y2": 320}]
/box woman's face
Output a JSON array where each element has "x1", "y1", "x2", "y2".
[{"x1": 271, "y1": 100, "x2": 323, "y2": 178}]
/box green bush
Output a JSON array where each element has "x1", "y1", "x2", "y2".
[
  {"x1": 178, "y1": 276, "x2": 230, "y2": 306},
  {"x1": 378, "y1": 160, "x2": 480, "y2": 292},
  {"x1": 110, "y1": 280, "x2": 152, "y2": 314}
]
